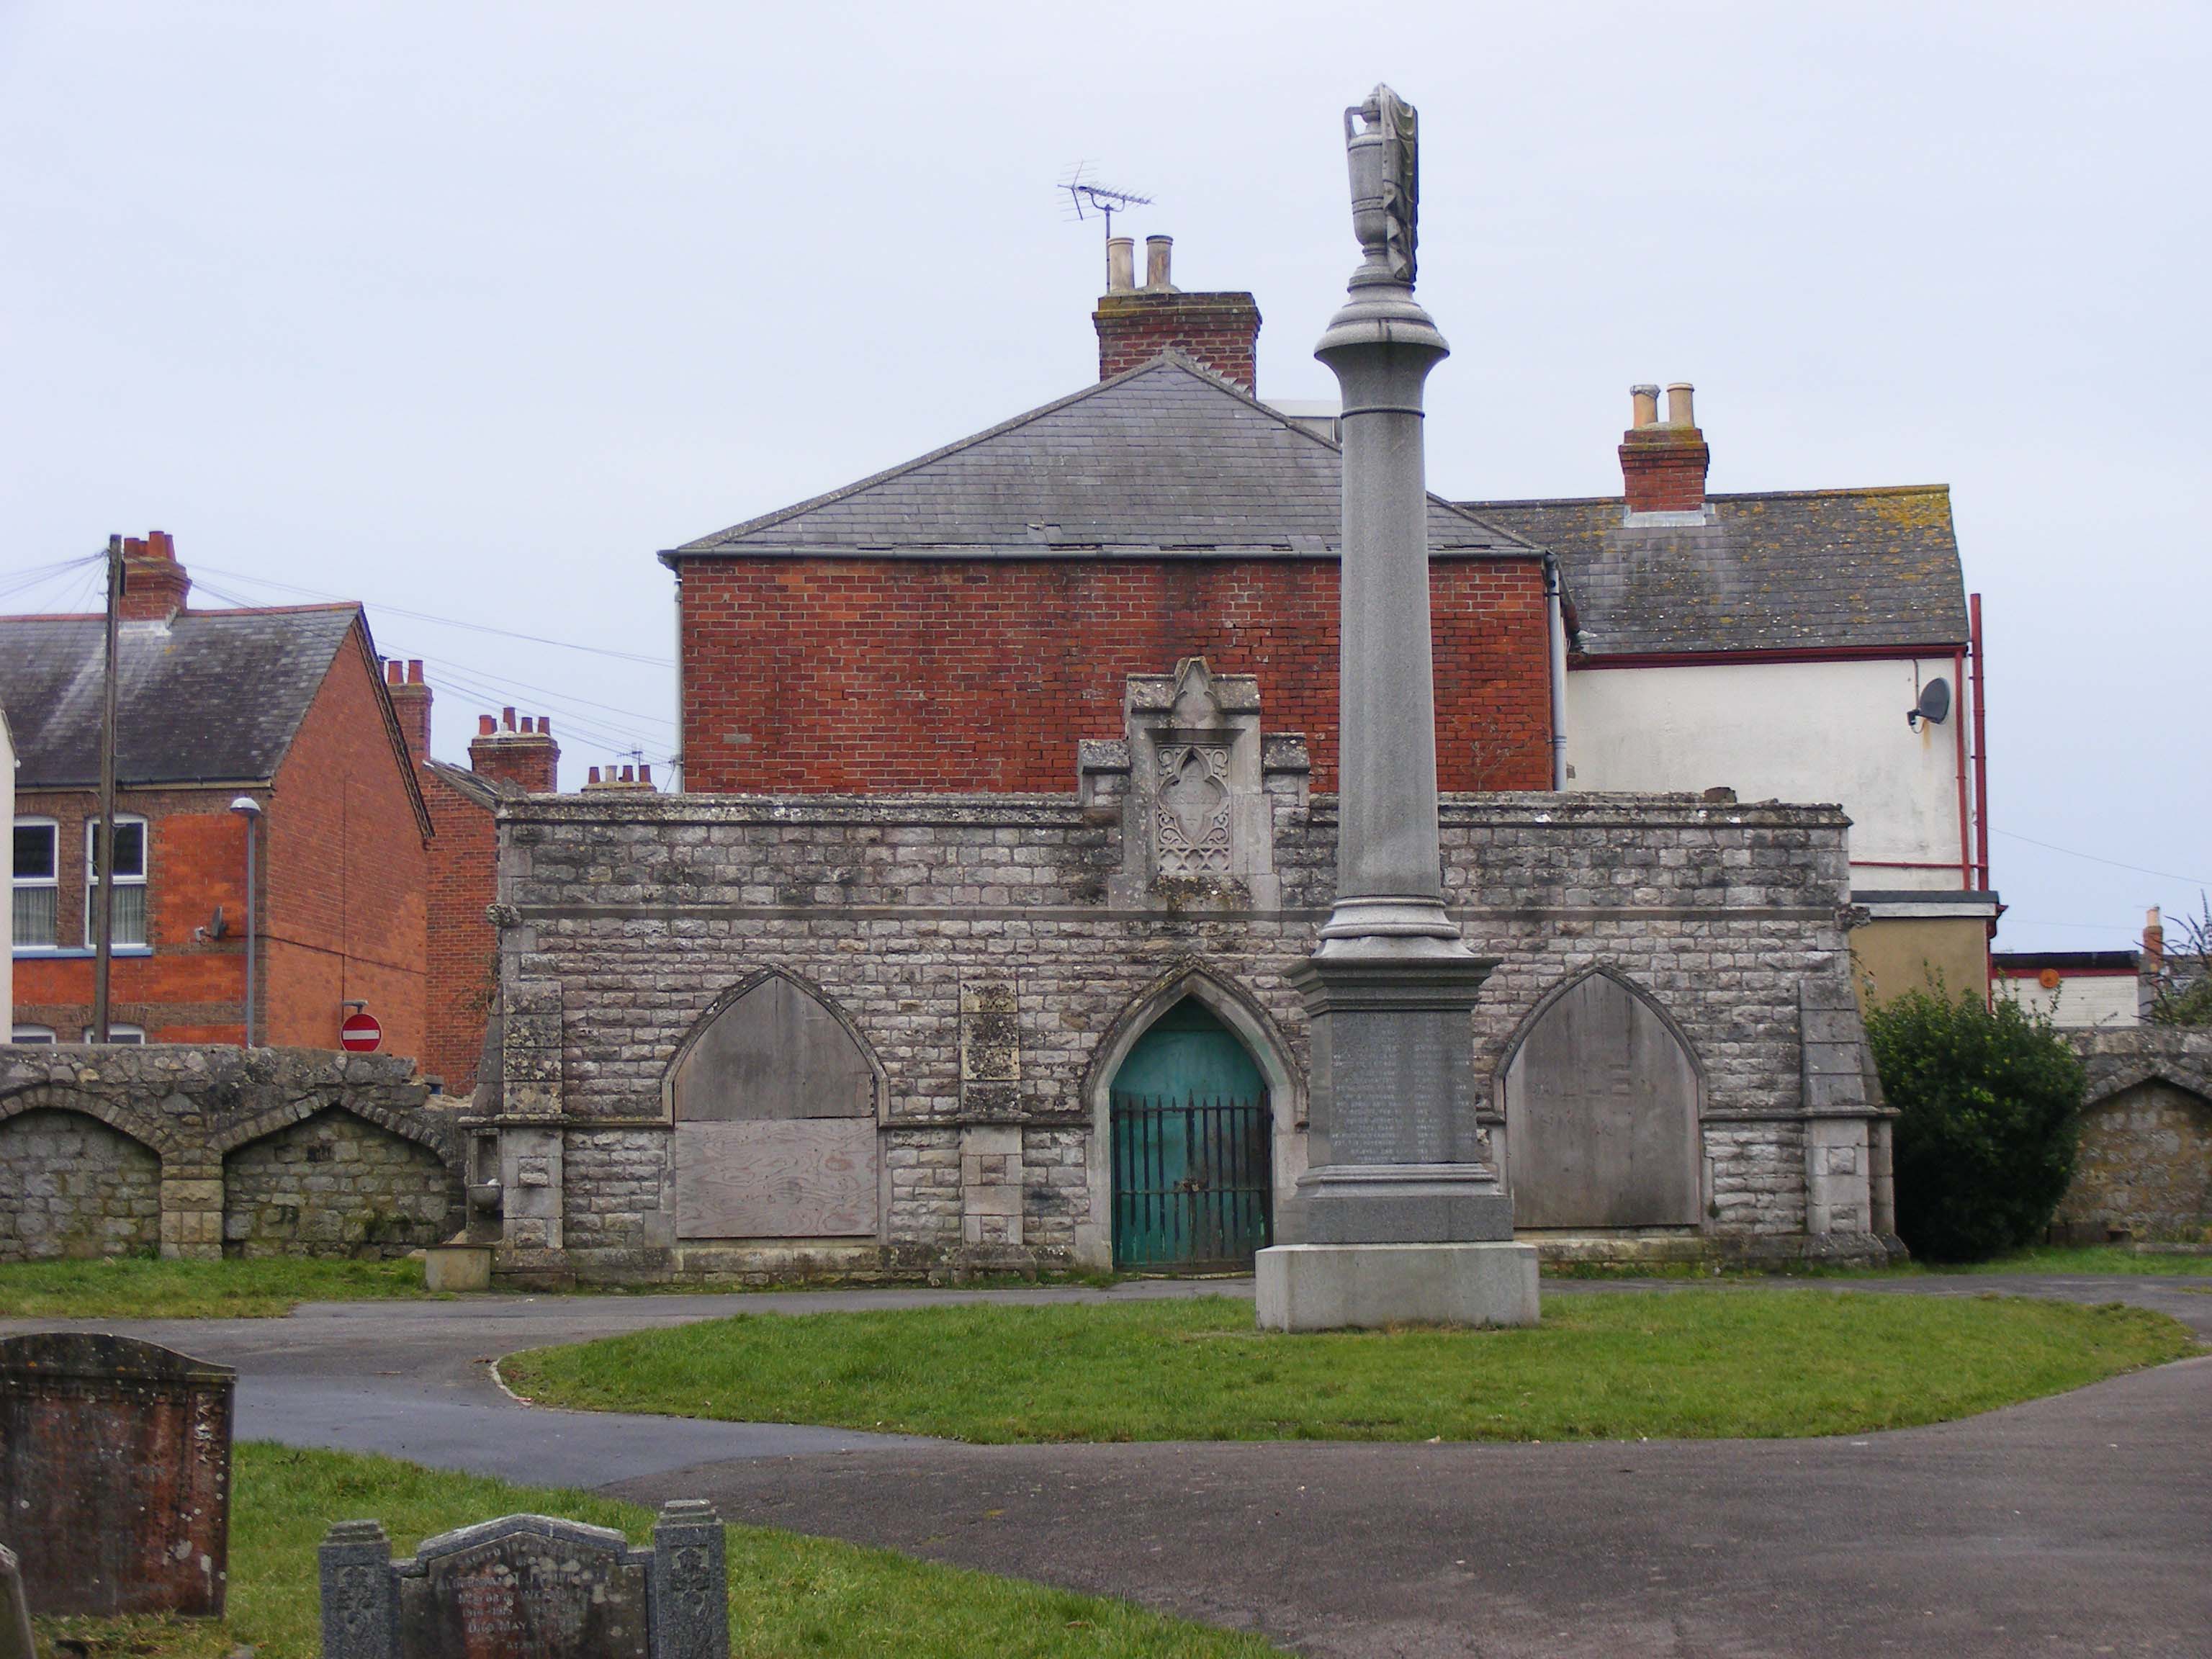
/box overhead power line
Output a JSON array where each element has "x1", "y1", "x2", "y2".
[
  {"x1": 192, "y1": 563, "x2": 674, "y2": 667},
  {"x1": 1992, "y1": 829, "x2": 2209, "y2": 889},
  {"x1": 186, "y1": 572, "x2": 674, "y2": 762}
]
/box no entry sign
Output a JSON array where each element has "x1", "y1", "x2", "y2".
[{"x1": 339, "y1": 1011, "x2": 383, "y2": 1053}]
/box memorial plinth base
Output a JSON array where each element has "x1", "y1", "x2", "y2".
[{"x1": 1254, "y1": 1242, "x2": 1540, "y2": 1331}]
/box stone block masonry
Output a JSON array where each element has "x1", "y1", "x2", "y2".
[
  {"x1": 484, "y1": 784, "x2": 1891, "y2": 1282},
  {"x1": 2056, "y1": 1028, "x2": 2212, "y2": 1242},
  {"x1": 0, "y1": 1045, "x2": 463, "y2": 1262}
]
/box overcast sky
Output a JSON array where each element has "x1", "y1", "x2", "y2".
[{"x1": 2, "y1": 3, "x2": 2205, "y2": 953}]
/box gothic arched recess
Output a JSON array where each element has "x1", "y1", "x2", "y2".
[
  {"x1": 665, "y1": 971, "x2": 884, "y2": 1241},
  {"x1": 1500, "y1": 968, "x2": 1703, "y2": 1229}
]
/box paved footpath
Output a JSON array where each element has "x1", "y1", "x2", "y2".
[{"x1": 9, "y1": 1273, "x2": 2208, "y2": 1658}]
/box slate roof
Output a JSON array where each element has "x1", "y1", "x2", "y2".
[
  {"x1": 1467, "y1": 487, "x2": 1969, "y2": 657},
  {"x1": 665, "y1": 354, "x2": 1534, "y2": 562},
  {"x1": 424, "y1": 757, "x2": 515, "y2": 810},
  {"x1": 0, "y1": 605, "x2": 366, "y2": 788}
]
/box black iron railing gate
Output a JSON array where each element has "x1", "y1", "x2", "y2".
[{"x1": 1110, "y1": 1090, "x2": 1273, "y2": 1272}]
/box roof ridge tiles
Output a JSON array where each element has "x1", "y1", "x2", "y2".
[{"x1": 1460, "y1": 483, "x2": 1953, "y2": 510}]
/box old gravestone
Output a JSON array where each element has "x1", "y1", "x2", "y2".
[
  {"x1": 320, "y1": 1501, "x2": 728, "y2": 1659},
  {"x1": 0, "y1": 1332, "x2": 234, "y2": 1617},
  {"x1": 0, "y1": 1545, "x2": 35, "y2": 1659}
]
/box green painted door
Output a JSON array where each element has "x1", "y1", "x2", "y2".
[{"x1": 1110, "y1": 999, "x2": 1272, "y2": 1271}]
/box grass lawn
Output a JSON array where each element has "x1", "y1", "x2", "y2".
[
  {"x1": 34, "y1": 1442, "x2": 1282, "y2": 1659},
  {"x1": 1910, "y1": 1244, "x2": 2212, "y2": 1276},
  {"x1": 499, "y1": 1289, "x2": 2195, "y2": 1444},
  {"x1": 1544, "y1": 1244, "x2": 2212, "y2": 1280},
  {"x1": 0, "y1": 1254, "x2": 431, "y2": 1319}
]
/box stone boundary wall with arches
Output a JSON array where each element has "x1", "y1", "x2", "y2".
[
  {"x1": 479, "y1": 786, "x2": 1889, "y2": 1284},
  {"x1": 2054, "y1": 1028, "x2": 2212, "y2": 1243},
  {"x1": 0, "y1": 1046, "x2": 464, "y2": 1262}
]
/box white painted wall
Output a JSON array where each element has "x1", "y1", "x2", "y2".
[
  {"x1": 1565, "y1": 656, "x2": 1972, "y2": 890},
  {"x1": 1995, "y1": 973, "x2": 2140, "y2": 1028}
]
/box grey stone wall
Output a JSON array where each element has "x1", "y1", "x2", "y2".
[
  {"x1": 0, "y1": 1109, "x2": 162, "y2": 1262},
  {"x1": 482, "y1": 784, "x2": 1884, "y2": 1282},
  {"x1": 0, "y1": 1046, "x2": 464, "y2": 1262},
  {"x1": 2058, "y1": 1029, "x2": 2212, "y2": 1242},
  {"x1": 224, "y1": 1109, "x2": 462, "y2": 1257}
]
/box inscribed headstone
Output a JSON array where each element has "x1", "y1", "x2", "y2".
[
  {"x1": 0, "y1": 1545, "x2": 34, "y2": 1659},
  {"x1": 0, "y1": 1332, "x2": 234, "y2": 1616},
  {"x1": 320, "y1": 1501, "x2": 727, "y2": 1659}
]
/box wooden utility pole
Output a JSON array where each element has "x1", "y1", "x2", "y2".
[{"x1": 91, "y1": 533, "x2": 122, "y2": 1044}]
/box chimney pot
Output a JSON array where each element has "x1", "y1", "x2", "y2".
[
  {"x1": 538, "y1": 716, "x2": 551, "y2": 737},
  {"x1": 1105, "y1": 236, "x2": 1135, "y2": 295},
  {"x1": 1619, "y1": 386, "x2": 1711, "y2": 514},
  {"x1": 621, "y1": 765, "x2": 634, "y2": 783},
  {"x1": 639, "y1": 763, "x2": 652, "y2": 785},
  {"x1": 502, "y1": 707, "x2": 516, "y2": 731},
  {"x1": 1143, "y1": 235, "x2": 1176, "y2": 291},
  {"x1": 386, "y1": 660, "x2": 403, "y2": 685},
  {"x1": 1092, "y1": 238, "x2": 1261, "y2": 394},
  {"x1": 477, "y1": 714, "x2": 496, "y2": 737},
  {"x1": 407, "y1": 659, "x2": 423, "y2": 683},
  {"x1": 588, "y1": 766, "x2": 601, "y2": 785},
  {"x1": 116, "y1": 528, "x2": 192, "y2": 619}
]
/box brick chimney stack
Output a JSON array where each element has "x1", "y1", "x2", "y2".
[
  {"x1": 384, "y1": 659, "x2": 431, "y2": 757},
  {"x1": 1093, "y1": 235, "x2": 1262, "y2": 394},
  {"x1": 1619, "y1": 382, "x2": 1711, "y2": 515},
  {"x1": 469, "y1": 709, "x2": 560, "y2": 793},
  {"x1": 117, "y1": 530, "x2": 192, "y2": 621}
]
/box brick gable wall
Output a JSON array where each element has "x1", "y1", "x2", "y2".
[
  {"x1": 263, "y1": 626, "x2": 429, "y2": 1057},
  {"x1": 421, "y1": 766, "x2": 498, "y2": 1094},
  {"x1": 677, "y1": 557, "x2": 1552, "y2": 793}
]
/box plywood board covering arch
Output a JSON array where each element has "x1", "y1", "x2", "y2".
[
  {"x1": 1503, "y1": 971, "x2": 1701, "y2": 1228},
  {"x1": 669, "y1": 974, "x2": 882, "y2": 1240}
]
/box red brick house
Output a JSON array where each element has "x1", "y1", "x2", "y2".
[
  {"x1": 4, "y1": 534, "x2": 433, "y2": 1055},
  {"x1": 663, "y1": 244, "x2": 1555, "y2": 796},
  {"x1": 384, "y1": 663, "x2": 558, "y2": 1094}
]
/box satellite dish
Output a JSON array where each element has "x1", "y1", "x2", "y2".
[{"x1": 1907, "y1": 678, "x2": 1951, "y2": 729}]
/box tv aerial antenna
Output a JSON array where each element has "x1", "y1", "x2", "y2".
[{"x1": 1059, "y1": 162, "x2": 1153, "y2": 246}]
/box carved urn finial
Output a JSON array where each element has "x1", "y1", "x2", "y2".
[{"x1": 1344, "y1": 84, "x2": 1419, "y2": 288}]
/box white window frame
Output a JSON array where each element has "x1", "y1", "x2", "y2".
[
  {"x1": 11, "y1": 1025, "x2": 56, "y2": 1044},
  {"x1": 84, "y1": 814, "x2": 150, "y2": 950},
  {"x1": 13, "y1": 817, "x2": 60, "y2": 953},
  {"x1": 81, "y1": 1023, "x2": 145, "y2": 1045}
]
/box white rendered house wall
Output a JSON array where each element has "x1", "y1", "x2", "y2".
[
  {"x1": 1563, "y1": 657, "x2": 1973, "y2": 890},
  {"x1": 1995, "y1": 972, "x2": 2141, "y2": 1029}
]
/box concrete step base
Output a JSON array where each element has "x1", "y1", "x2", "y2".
[{"x1": 1255, "y1": 1241, "x2": 1542, "y2": 1331}]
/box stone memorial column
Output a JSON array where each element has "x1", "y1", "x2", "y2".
[{"x1": 1255, "y1": 85, "x2": 1540, "y2": 1331}]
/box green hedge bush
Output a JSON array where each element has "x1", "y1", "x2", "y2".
[{"x1": 1866, "y1": 985, "x2": 2085, "y2": 1262}]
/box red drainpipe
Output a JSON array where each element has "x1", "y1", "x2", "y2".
[
  {"x1": 1954, "y1": 643, "x2": 1972, "y2": 889},
  {"x1": 1969, "y1": 593, "x2": 1990, "y2": 891}
]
